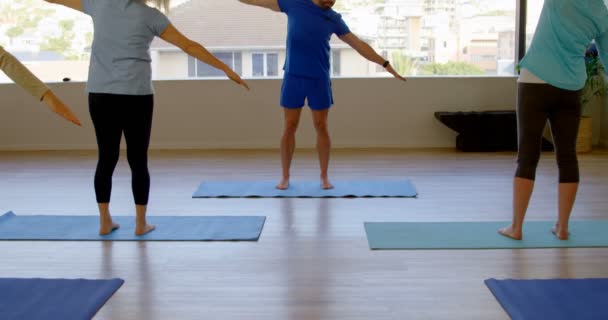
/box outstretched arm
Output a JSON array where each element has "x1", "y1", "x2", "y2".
[
  {"x1": 43, "y1": 0, "x2": 83, "y2": 12},
  {"x1": 0, "y1": 47, "x2": 81, "y2": 126},
  {"x1": 339, "y1": 33, "x2": 407, "y2": 81},
  {"x1": 238, "y1": 0, "x2": 281, "y2": 12},
  {"x1": 160, "y1": 24, "x2": 250, "y2": 90}
]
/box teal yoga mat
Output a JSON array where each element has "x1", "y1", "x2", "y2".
[{"x1": 364, "y1": 221, "x2": 608, "y2": 249}]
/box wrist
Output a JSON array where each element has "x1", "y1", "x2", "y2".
[{"x1": 382, "y1": 60, "x2": 389, "y2": 68}]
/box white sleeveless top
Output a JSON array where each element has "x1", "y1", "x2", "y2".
[{"x1": 518, "y1": 68, "x2": 547, "y2": 84}]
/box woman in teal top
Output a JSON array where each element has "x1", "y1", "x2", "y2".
[
  {"x1": 45, "y1": 0, "x2": 249, "y2": 236},
  {"x1": 499, "y1": 0, "x2": 608, "y2": 240}
]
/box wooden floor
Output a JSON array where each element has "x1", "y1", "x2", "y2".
[{"x1": 1, "y1": 149, "x2": 607, "y2": 320}]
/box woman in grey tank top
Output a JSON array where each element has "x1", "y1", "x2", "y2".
[{"x1": 45, "y1": 0, "x2": 250, "y2": 236}]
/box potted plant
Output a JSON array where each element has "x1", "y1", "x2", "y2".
[{"x1": 577, "y1": 42, "x2": 608, "y2": 152}]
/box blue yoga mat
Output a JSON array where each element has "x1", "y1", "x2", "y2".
[
  {"x1": 485, "y1": 278, "x2": 608, "y2": 320},
  {"x1": 364, "y1": 221, "x2": 608, "y2": 249},
  {"x1": 0, "y1": 212, "x2": 265, "y2": 241},
  {"x1": 193, "y1": 180, "x2": 418, "y2": 198},
  {"x1": 0, "y1": 278, "x2": 123, "y2": 320}
]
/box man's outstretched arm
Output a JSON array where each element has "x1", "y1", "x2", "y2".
[
  {"x1": 238, "y1": 0, "x2": 281, "y2": 12},
  {"x1": 339, "y1": 33, "x2": 407, "y2": 81}
]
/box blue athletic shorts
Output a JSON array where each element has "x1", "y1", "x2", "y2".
[{"x1": 280, "y1": 73, "x2": 333, "y2": 110}]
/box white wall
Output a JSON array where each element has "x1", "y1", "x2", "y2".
[{"x1": 0, "y1": 77, "x2": 519, "y2": 150}]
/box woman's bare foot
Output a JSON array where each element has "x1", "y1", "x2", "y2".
[
  {"x1": 552, "y1": 224, "x2": 569, "y2": 240},
  {"x1": 135, "y1": 224, "x2": 155, "y2": 236},
  {"x1": 99, "y1": 221, "x2": 120, "y2": 236},
  {"x1": 321, "y1": 177, "x2": 334, "y2": 190},
  {"x1": 498, "y1": 225, "x2": 522, "y2": 240},
  {"x1": 276, "y1": 178, "x2": 290, "y2": 190}
]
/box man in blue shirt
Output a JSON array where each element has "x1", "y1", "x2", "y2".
[{"x1": 239, "y1": 0, "x2": 406, "y2": 190}]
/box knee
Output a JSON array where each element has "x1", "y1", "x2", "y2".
[
  {"x1": 97, "y1": 151, "x2": 120, "y2": 170},
  {"x1": 126, "y1": 151, "x2": 148, "y2": 171},
  {"x1": 313, "y1": 120, "x2": 328, "y2": 133},
  {"x1": 556, "y1": 152, "x2": 579, "y2": 183},
  {"x1": 283, "y1": 121, "x2": 299, "y2": 135},
  {"x1": 516, "y1": 153, "x2": 540, "y2": 180},
  {"x1": 556, "y1": 150, "x2": 577, "y2": 168}
]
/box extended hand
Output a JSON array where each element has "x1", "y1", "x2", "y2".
[
  {"x1": 42, "y1": 91, "x2": 82, "y2": 126},
  {"x1": 386, "y1": 65, "x2": 407, "y2": 82},
  {"x1": 225, "y1": 69, "x2": 250, "y2": 91}
]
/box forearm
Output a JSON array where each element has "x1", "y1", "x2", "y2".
[
  {"x1": 184, "y1": 42, "x2": 229, "y2": 72},
  {"x1": 355, "y1": 42, "x2": 386, "y2": 66},
  {"x1": 0, "y1": 48, "x2": 50, "y2": 100}
]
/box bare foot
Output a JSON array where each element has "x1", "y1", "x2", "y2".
[
  {"x1": 552, "y1": 224, "x2": 569, "y2": 240},
  {"x1": 276, "y1": 178, "x2": 290, "y2": 190},
  {"x1": 498, "y1": 225, "x2": 522, "y2": 240},
  {"x1": 135, "y1": 224, "x2": 155, "y2": 236},
  {"x1": 321, "y1": 178, "x2": 334, "y2": 190},
  {"x1": 99, "y1": 222, "x2": 120, "y2": 236}
]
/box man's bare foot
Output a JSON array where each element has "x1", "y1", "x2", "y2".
[
  {"x1": 276, "y1": 178, "x2": 290, "y2": 190},
  {"x1": 552, "y1": 224, "x2": 569, "y2": 240},
  {"x1": 135, "y1": 224, "x2": 155, "y2": 236},
  {"x1": 99, "y1": 222, "x2": 120, "y2": 236},
  {"x1": 498, "y1": 225, "x2": 522, "y2": 240},
  {"x1": 321, "y1": 178, "x2": 334, "y2": 190}
]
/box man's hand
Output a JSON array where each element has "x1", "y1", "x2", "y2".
[
  {"x1": 385, "y1": 64, "x2": 407, "y2": 82},
  {"x1": 224, "y1": 69, "x2": 251, "y2": 91}
]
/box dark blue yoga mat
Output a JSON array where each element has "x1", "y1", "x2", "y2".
[
  {"x1": 193, "y1": 180, "x2": 418, "y2": 198},
  {"x1": 0, "y1": 278, "x2": 123, "y2": 320},
  {"x1": 0, "y1": 212, "x2": 265, "y2": 241},
  {"x1": 485, "y1": 278, "x2": 608, "y2": 320}
]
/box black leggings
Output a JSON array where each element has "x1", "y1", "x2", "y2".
[
  {"x1": 89, "y1": 93, "x2": 154, "y2": 205},
  {"x1": 515, "y1": 83, "x2": 581, "y2": 183}
]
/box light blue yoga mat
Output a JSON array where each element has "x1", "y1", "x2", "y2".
[
  {"x1": 0, "y1": 278, "x2": 123, "y2": 320},
  {"x1": 485, "y1": 278, "x2": 608, "y2": 320},
  {"x1": 0, "y1": 212, "x2": 265, "y2": 241},
  {"x1": 193, "y1": 180, "x2": 418, "y2": 198},
  {"x1": 364, "y1": 221, "x2": 608, "y2": 249}
]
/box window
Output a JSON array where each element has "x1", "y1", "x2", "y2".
[
  {"x1": 1, "y1": 0, "x2": 524, "y2": 83},
  {"x1": 0, "y1": 0, "x2": 93, "y2": 83},
  {"x1": 251, "y1": 52, "x2": 279, "y2": 77},
  {"x1": 335, "y1": 0, "x2": 516, "y2": 76},
  {"x1": 188, "y1": 52, "x2": 242, "y2": 78},
  {"x1": 525, "y1": 0, "x2": 544, "y2": 52},
  {"x1": 331, "y1": 50, "x2": 341, "y2": 76}
]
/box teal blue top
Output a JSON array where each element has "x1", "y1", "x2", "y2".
[{"x1": 520, "y1": 0, "x2": 608, "y2": 90}]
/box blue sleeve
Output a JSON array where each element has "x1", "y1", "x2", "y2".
[
  {"x1": 81, "y1": 0, "x2": 94, "y2": 16},
  {"x1": 148, "y1": 9, "x2": 171, "y2": 36},
  {"x1": 277, "y1": 0, "x2": 290, "y2": 13},
  {"x1": 334, "y1": 16, "x2": 350, "y2": 36},
  {"x1": 596, "y1": 31, "x2": 608, "y2": 69}
]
